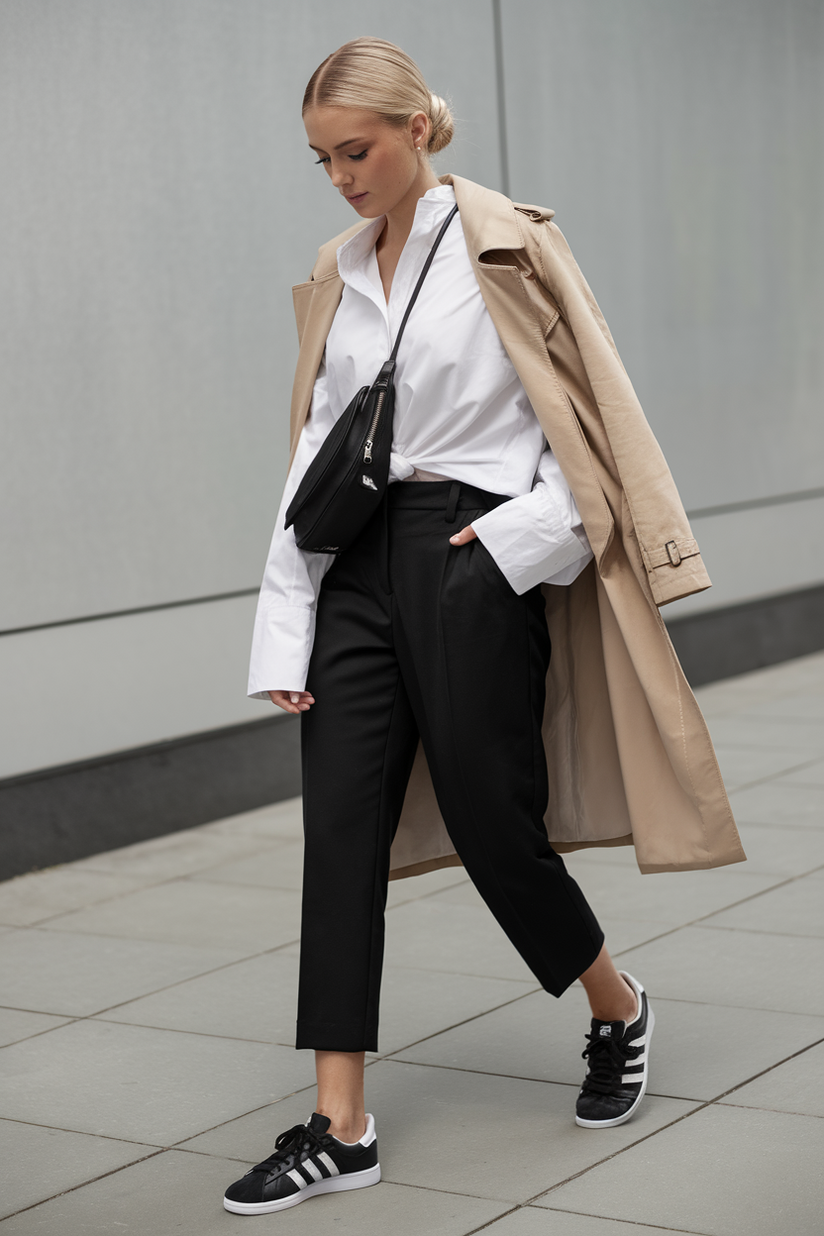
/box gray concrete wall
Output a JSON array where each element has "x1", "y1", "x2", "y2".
[
  {"x1": 1, "y1": 0, "x2": 822, "y2": 782},
  {"x1": 500, "y1": 0, "x2": 824, "y2": 620},
  {"x1": 0, "y1": 0, "x2": 502, "y2": 779}
]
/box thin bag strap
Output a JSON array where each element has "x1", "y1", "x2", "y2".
[{"x1": 387, "y1": 204, "x2": 459, "y2": 363}]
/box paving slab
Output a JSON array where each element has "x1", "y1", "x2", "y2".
[
  {"x1": 704, "y1": 714, "x2": 824, "y2": 751},
  {"x1": 531, "y1": 861, "x2": 777, "y2": 927},
  {"x1": 189, "y1": 844, "x2": 469, "y2": 901},
  {"x1": 374, "y1": 964, "x2": 538, "y2": 1056},
  {"x1": 200, "y1": 795, "x2": 304, "y2": 841},
  {"x1": 97, "y1": 951, "x2": 300, "y2": 1044},
  {"x1": 40, "y1": 879, "x2": 301, "y2": 954},
  {"x1": 0, "y1": 1147, "x2": 508, "y2": 1236},
  {"x1": 711, "y1": 744, "x2": 820, "y2": 790},
  {"x1": 0, "y1": 868, "x2": 155, "y2": 927},
  {"x1": 3, "y1": 651, "x2": 823, "y2": 1233},
  {"x1": 182, "y1": 1059, "x2": 697, "y2": 1204},
  {"x1": 777, "y1": 758, "x2": 824, "y2": 787},
  {"x1": 482, "y1": 1208, "x2": 703, "y2": 1236},
  {"x1": 392, "y1": 986, "x2": 824, "y2": 1102},
  {"x1": 0, "y1": 928, "x2": 241, "y2": 1017},
  {"x1": 536, "y1": 1104, "x2": 824, "y2": 1236},
  {"x1": 614, "y1": 925, "x2": 824, "y2": 1016},
  {"x1": 743, "y1": 693, "x2": 824, "y2": 720},
  {"x1": 186, "y1": 840, "x2": 306, "y2": 891},
  {"x1": 386, "y1": 867, "x2": 472, "y2": 908},
  {"x1": 701, "y1": 871, "x2": 824, "y2": 937},
  {"x1": 69, "y1": 827, "x2": 283, "y2": 880},
  {"x1": 97, "y1": 949, "x2": 538, "y2": 1057},
  {"x1": 0, "y1": 1018, "x2": 316, "y2": 1145},
  {"x1": 723, "y1": 1039, "x2": 824, "y2": 1117},
  {"x1": 0, "y1": 1008, "x2": 70, "y2": 1048},
  {"x1": 708, "y1": 820, "x2": 824, "y2": 877},
  {"x1": 382, "y1": 897, "x2": 536, "y2": 981},
  {"x1": 402, "y1": 884, "x2": 681, "y2": 959},
  {"x1": 726, "y1": 781, "x2": 824, "y2": 827},
  {"x1": 0, "y1": 1119, "x2": 150, "y2": 1221}
]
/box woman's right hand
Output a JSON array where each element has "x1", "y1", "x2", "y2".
[{"x1": 268, "y1": 690, "x2": 315, "y2": 714}]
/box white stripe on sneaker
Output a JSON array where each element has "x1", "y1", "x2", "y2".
[
  {"x1": 287, "y1": 1168, "x2": 309, "y2": 1190},
  {"x1": 303, "y1": 1158, "x2": 323, "y2": 1183},
  {"x1": 316, "y1": 1151, "x2": 340, "y2": 1177}
]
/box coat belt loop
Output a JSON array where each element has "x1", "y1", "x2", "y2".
[{"x1": 446, "y1": 481, "x2": 460, "y2": 524}]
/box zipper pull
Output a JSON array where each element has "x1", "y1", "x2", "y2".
[{"x1": 363, "y1": 440, "x2": 373, "y2": 463}]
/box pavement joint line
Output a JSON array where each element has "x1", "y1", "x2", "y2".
[
  {"x1": 692, "y1": 923, "x2": 824, "y2": 941},
  {"x1": 723, "y1": 754, "x2": 824, "y2": 794},
  {"x1": 88, "y1": 1015, "x2": 300, "y2": 1048},
  {"x1": 535, "y1": 1206, "x2": 710, "y2": 1234},
  {"x1": 382, "y1": 1054, "x2": 577, "y2": 1087},
  {"x1": 697, "y1": 1032, "x2": 824, "y2": 1105},
  {"x1": 520, "y1": 1031, "x2": 824, "y2": 1208},
  {"x1": 376, "y1": 1056, "x2": 712, "y2": 1104},
  {"x1": 0, "y1": 1147, "x2": 167, "y2": 1224},
  {"x1": 0, "y1": 1114, "x2": 161, "y2": 1147},
  {"x1": 714, "y1": 1100, "x2": 824, "y2": 1119},
  {"x1": 522, "y1": 1099, "x2": 711, "y2": 1204},
  {"x1": 0, "y1": 1015, "x2": 81, "y2": 1050},
  {"x1": 375, "y1": 986, "x2": 544, "y2": 1060},
  {"x1": 461, "y1": 1204, "x2": 522, "y2": 1236},
  {"x1": 668, "y1": 862, "x2": 824, "y2": 927},
  {"x1": 370, "y1": 1175, "x2": 516, "y2": 1203},
  {"x1": 17, "y1": 934, "x2": 306, "y2": 1021}
]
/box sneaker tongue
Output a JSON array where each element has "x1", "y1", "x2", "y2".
[
  {"x1": 592, "y1": 1019, "x2": 625, "y2": 1039},
  {"x1": 308, "y1": 1112, "x2": 331, "y2": 1135}
]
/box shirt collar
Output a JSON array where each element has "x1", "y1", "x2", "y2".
[{"x1": 336, "y1": 183, "x2": 458, "y2": 288}]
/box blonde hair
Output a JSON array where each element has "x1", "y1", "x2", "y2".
[{"x1": 303, "y1": 37, "x2": 454, "y2": 155}]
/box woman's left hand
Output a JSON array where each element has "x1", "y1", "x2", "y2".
[{"x1": 449, "y1": 525, "x2": 477, "y2": 546}]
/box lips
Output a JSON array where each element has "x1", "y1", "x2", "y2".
[{"x1": 346, "y1": 191, "x2": 368, "y2": 205}]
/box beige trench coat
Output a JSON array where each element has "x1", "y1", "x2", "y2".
[{"x1": 287, "y1": 174, "x2": 746, "y2": 877}]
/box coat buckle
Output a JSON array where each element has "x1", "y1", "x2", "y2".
[{"x1": 665, "y1": 540, "x2": 681, "y2": 566}]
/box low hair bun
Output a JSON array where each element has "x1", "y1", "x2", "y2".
[
  {"x1": 427, "y1": 93, "x2": 454, "y2": 154},
  {"x1": 304, "y1": 39, "x2": 455, "y2": 159}
]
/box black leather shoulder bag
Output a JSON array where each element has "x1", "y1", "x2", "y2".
[{"x1": 284, "y1": 204, "x2": 459, "y2": 554}]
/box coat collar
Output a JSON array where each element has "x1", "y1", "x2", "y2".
[{"x1": 309, "y1": 174, "x2": 534, "y2": 281}]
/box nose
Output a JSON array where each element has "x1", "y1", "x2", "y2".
[{"x1": 330, "y1": 162, "x2": 352, "y2": 189}]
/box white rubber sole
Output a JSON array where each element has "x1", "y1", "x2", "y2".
[
  {"x1": 223, "y1": 1163, "x2": 381, "y2": 1215},
  {"x1": 575, "y1": 1001, "x2": 655, "y2": 1130}
]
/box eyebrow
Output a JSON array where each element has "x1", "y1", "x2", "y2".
[{"x1": 308, "y1": 137, "x2": 368, "y2": 152}]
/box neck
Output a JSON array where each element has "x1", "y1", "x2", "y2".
[{"x1": 378, "y1": 165, "x2": 442, "y2": 253}]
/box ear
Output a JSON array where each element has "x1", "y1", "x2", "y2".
[{"x1": 408, "y1": 111, "x2": 430, "y2": 150}]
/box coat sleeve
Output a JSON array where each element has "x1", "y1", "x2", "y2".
[{"x1": 536, "y1": 221, "x2": 711, "y2": 607}]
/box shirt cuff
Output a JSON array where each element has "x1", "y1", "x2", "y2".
[
  {"x1": 247, "y1": 604, "x2": 316, "y2": 698},
  {"x1": 472, "y1": 491, "x2": 594, "y2": 595}
]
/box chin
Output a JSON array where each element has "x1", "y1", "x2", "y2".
[{"x1": 352, "y1": 201, "x2": 383, "y2": 218}]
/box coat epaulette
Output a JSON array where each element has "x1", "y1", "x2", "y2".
[{"x1": 513, "y1": 202, "x2": 555, "y2": 222}]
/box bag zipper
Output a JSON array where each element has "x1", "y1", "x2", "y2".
[{"x1": 362, "y1": 390, "x2": 386, "y2": 464}]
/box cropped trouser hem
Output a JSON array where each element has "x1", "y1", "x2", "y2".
[
  {"x1": 296, "y1": 481, "x2": 604, "y2": 1053},
  {"x1": 295, "y1": 1020, "x2": 375, "y2": 1054}
]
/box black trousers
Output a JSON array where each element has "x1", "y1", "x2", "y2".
[{"x1": 297, "y1": 480, "x2": 604, "y2": 1052}]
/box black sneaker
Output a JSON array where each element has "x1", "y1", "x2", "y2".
[
  {"x1": 223, "y1": 1112, "x2": 380, "y2": 1215},
  {"x1": 575, "y1": 971, "x2": 654, "y2": 1128}
]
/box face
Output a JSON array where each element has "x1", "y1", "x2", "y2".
[{"x1": 303, "y1": 105, "x2": 428, "y2": 218}]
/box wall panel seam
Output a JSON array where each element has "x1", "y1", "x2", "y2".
[{"x1": 0, "y1": 587, "x2": 259, "y2": 640}]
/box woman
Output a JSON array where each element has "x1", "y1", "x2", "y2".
[{"x1": 224, "y1": 37, "x2": 744, "y2": 1217}]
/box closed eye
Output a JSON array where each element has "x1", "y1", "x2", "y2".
[{"x1": 314, "y1": 149, "x2": 368, "y2": 166}]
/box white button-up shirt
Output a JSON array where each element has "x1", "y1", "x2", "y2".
[{"x1": 248, "y1": 185, "x2": 592, "y2": 698}]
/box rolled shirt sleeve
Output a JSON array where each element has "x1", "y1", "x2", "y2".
[
  {"x1": 247, "y1": 365, "x2": 336, "y2": 698},
  {"x1": 471, "y1": 448, "x2": 594, "y2": 594}
]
